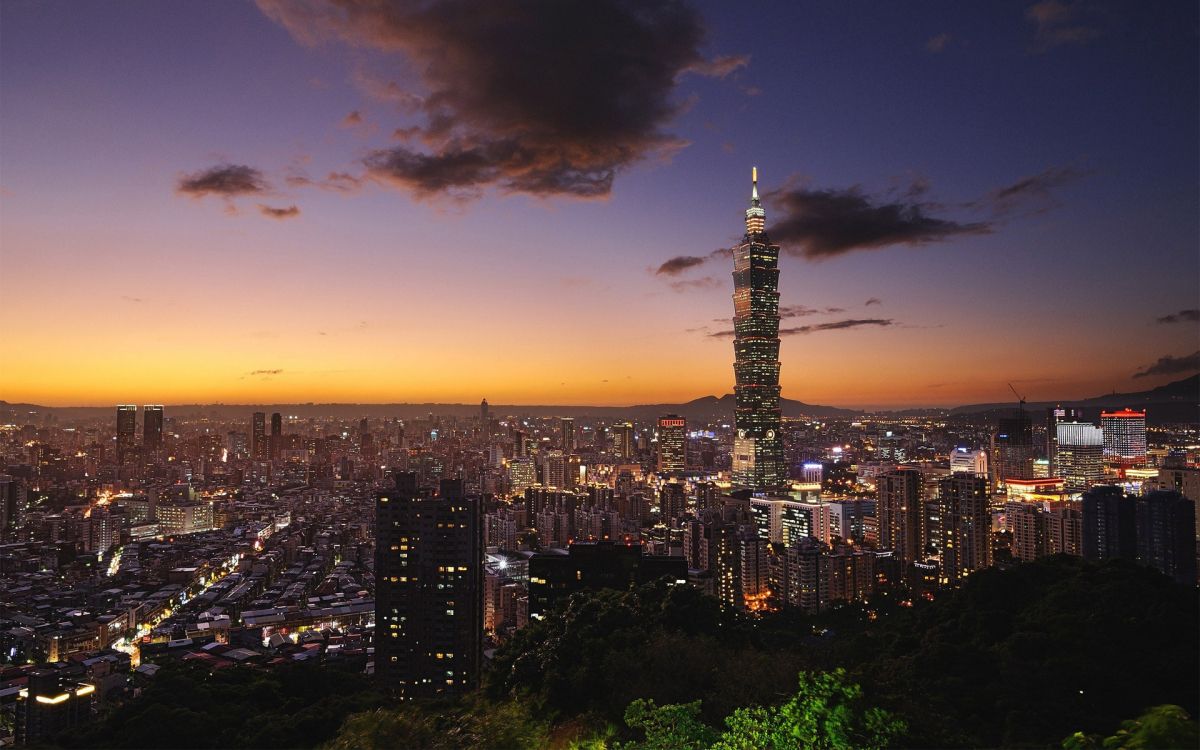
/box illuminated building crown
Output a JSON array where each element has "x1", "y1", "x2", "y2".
[{"x1": 745, "y1": 166, "x2": 766, "y2": 235}]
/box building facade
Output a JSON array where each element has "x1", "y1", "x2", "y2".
[{"x1": 375, "y1": 474, "x2": 482, "y2": 700}]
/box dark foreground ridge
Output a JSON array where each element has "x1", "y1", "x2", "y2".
[{"x1": 51, "y1": 556, "x2": 1198, "y2": 749}]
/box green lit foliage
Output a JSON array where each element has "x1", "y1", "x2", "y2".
[
  {"x1": 321, "y1": 697, "x2": 550, "y2": 750},
  {"x1": 621, "y1": 670, "x2": 904, "y2": 750},
  {"x1": 621, "y1": 699, "x2": 718, "y2": 750},
  {"x1": 1062, "y1": 705, "x2": 1199, "y2": 750},
  {"x1": 713, "y1": 670, "x2": 905, "y2": 750}
]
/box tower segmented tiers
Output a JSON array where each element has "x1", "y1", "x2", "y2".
[{"x1": 731, "y1": 167, "x2": 785, "y2": 492}]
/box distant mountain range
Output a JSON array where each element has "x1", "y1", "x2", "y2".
[
  {"x1": 944, "y1": 374, "x2": 1199, "y2": 424},
  {"x1": 1, "y1": 375, "x2": 1195, "y2": 424}
]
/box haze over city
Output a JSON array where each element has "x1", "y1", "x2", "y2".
[{"x1": 2, "y1": 1, "x2": 1196, "y2": 409}]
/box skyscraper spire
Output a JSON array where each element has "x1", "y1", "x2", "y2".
[{"x1": 745, "y1": 166, "x2": 766, "y2": 235}]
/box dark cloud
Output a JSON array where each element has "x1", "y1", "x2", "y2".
[
  {"x1": 177, "y1": 164, "x2": 267, "y2": 197},
  {"x1": 248, "y1": 369, "x2": 284, "y2": 376},
  {"x1": 655, "y1": 247, "x2": 730, "y2": 276},
  {"x1": 259, "y1": 204, "x2": 301, "y2": 219},
  {"x1": 120, "y1": 295, "x2": 144, "y2": 303},
  {"x1": 259, "y1": 0, "x2": 741, "y2": 199},
  {"x1": 767, "y1": 185, "x2": 990, "y2": 260},
  {"x1": 1133, "y1": 351, "x2": 1200, "y2": 379},
  {"x1": 865, "y1": 297, "x2": 882, "y2": 306},
  {"x1": 1025, "y1": 0, "x2": 1103, "y2": 51},
  {"x1": 977, "y1": 164, "x2": 1087, "y2": 215},
  {"x1": 657, "y1": 255, "x2": 709, "y2": 276},
  {"x1": 925, "y1": 33, "x2": 952, "y2": 53},
  {"x1": 1156, "y1": 309, "x2": 1200, "y2": 324},
  {"x1": 341, "y1": 110, "x2": 364, "y2": 127},
  {"x1": 708, "y1": 318, "x2": 895, "y2": 338}
]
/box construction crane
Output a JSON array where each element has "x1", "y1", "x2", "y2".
[{"x1": 1008, "y1": 382, "x2": 1026, "y2": 413}]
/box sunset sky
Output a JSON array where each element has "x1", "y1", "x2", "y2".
[{"x1": 1, "y1": 0, "x2": 1197, "y2": 409}]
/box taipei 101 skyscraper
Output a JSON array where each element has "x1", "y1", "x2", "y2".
[{"x1": 731, "y1": 168, "x2": 785, "y2": 492}]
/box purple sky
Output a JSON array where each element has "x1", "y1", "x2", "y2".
[{"x1": 1, "y1": 0, "x2": 1197, "y2": 408}]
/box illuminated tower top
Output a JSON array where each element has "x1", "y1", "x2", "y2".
[{"x1": 745, "y1": 166, "x2": 766, "y2": 236}]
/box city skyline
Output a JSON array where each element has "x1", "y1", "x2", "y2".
[{"x1": 2, "y1": 1, "x2": 1197, "y2": 410}]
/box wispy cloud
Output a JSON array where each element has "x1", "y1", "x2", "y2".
[
  {"x1": 779, "y1": 305, "x2": 846, "y2": 318},
  {"x1": 1025, "y1": 1, "x2": 1103, "y2": 52},
  {"x1": 669, "y1": 277, "x2": 720, "y2": 293},
  {"x1": 248, "y1": 369, "x2": 284, "y2": 376},
  {"x1": 708, "y1": 318, "x2": 895, "y2": 338},
  {"x1": 865, "y1": 297, "x2": 882, "y2": 306},
  {"x1": 925, "y1": 33, "x2": 952, "y2": 53},
  {"x1": 974, "y1": 164, "x2": 1089, "y2": 216},
  {"x1": 683, "y1": 54, "x2": 749, "y2": 79},
  {"x1": 1156, "y1": 309, "x2": 1200, "y2": 324},
  {"x1": 259, "y1": 204, "x2": 300, "y2": 219}
]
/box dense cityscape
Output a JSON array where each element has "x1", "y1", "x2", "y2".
[
  {"x1": 2, "y1": 1, "x2": 1197, "y2": 748},
  {"x1": 1, "y1": 173, "x2": 1196, "y2": 748}
]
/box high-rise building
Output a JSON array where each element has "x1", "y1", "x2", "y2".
[
  {"x1": 876, "y1": 467, "x2": 923, "y2": 565},
  {"x1": 949, "y1": 447, "x2": 988, "y2": 477},
  {"x1": 87, "y1": 504, "x2": 120, "y2": 557},
  {"x1": 1054, "y1": 422, "x2": 1104, "y2": 490},
  {"x1": 375, "y1": 474, "x2": 482, "y2": 700},
  {"x1": 15, "y1": 671, "x2": 95, "y2": 746},
  {"x1": 143, "y1": 405, "x2": 164, "y2": 452},
  {"x1": 1134, "y1": 490, "x2": 1196, "y2": 585},
  {"x1": 731, "y1": 168, "x2": 784, "y2": 492},
  {"x1": 559, "y1": 417, "x2": 575, "y2": 453},
  {"x1": 659, "y1": 481, "x2": 686, "y2": 522},
  {"x1": 541, "y1": 451, "x2": 566, "y2": 489},
  {"x1": 1046, "y1": 405, "x2": 1084, "y2": 474},
  {"x1": 269, "y1": 412, "x2": 283, "y2": 461},
  {"x1": 1155, "y1": 466, "x2": 1199, "y2": 504},
  {"x1": 930, "y1": 474, "x2": 992, "y2": 585},
  {"x1": 991, "y1": 411, "x2": 1034, "y2": 489},
  {"x1": 751, "y1": 497, "x2": 831, "y2": 546},
  {"x1": 656, "y1": 415, "x2": 686, "y2": 475},
  {"x1": 1101, "y1": 409, "x2": 1147, "y2": 466},
  {"x1": 480, "y1": 399, "x2": 489, "y2": 429},
  {"x1": 688, "y1": 503, "x2": 768, "y2": 610},
  {"x1": 0, "y1": 475, "x2": 27, "y2": 543},
  {"x1": 769, "y1": 539, "x2": 877, "y2": 614},
  {"x1": 116, "y1": 405, "x2": 137, "y2": 464},
  {"x1": 251, "y1": 412, "x2": 267, "y2": 461},
  {"x1": 506, "y1": 457, "x2": 536, "y2": 497},
  {"x1": 612, "y1": 422, "x2": 634, "y2": 460},
  {"x1": 1081, "y1": 485, "x2": 1136, "y2": 562}
]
